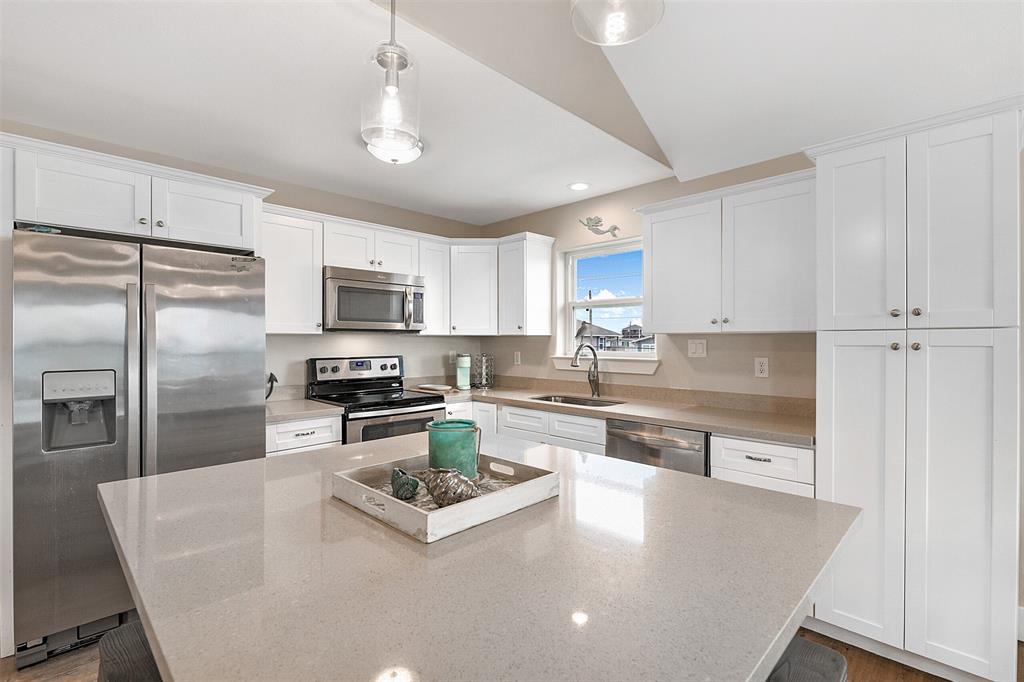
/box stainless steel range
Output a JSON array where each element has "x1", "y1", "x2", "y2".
[{"x1": 306, "y1": 356, "x2": 445, "y2": 443}]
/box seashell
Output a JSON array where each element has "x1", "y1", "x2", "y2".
[
  {"x1": 390, "y1": 467, "x2": 420, "y2": 501},
  {"x1": 417, "y1": 468, "x2": 481, "y2": 507}
]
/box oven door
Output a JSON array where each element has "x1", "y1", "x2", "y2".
[
  {"x1": 345, "y1": 404, "x2": 446, "y2": 443},
  {"x1": 325, "y1": 277, "x2": 424, "y2": 331}
]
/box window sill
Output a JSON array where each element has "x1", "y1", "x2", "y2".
[{"x1": 550, "y1": 355, "x2": 660, "y2": 375}]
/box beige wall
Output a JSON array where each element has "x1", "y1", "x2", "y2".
[
  {"x1": 480, "y1": 152, "x2": 817, "y2": 399},
  {"x1": 0, "y1": 120, "x2": 480, "y2": 239}
]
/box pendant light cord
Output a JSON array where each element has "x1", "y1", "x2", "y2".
[{"x1": 389, "y1": 0, "x2": 396, "y2": 45}]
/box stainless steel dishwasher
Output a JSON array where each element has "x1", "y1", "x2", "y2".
[{"x1": 605, "y1": 419, "x2": 709, "y2": 476}]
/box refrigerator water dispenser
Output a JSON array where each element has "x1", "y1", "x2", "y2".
[{"x1": 41, "y1": 370, "x2": 116, "y2": 450}]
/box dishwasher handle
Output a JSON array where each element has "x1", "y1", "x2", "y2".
[{"x1": 606, "y1": 427, "x2": 703, "y2": 452}]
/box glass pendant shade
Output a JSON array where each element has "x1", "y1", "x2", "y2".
[
  {"x1": 361, "y1": 40, "x2": 421, "y2": 155},
  {"x1": 570, "y1": 0, "x2": 665, "y2": 46},
  {"x1": 367, "y1": 139, "x2": 423, "y2": 165}
]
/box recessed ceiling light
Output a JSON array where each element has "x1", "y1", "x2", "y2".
[{"x1": 568, "y1": 182, "x2": 590, "y2": 191}]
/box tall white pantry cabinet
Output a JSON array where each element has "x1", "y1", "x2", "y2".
[{"x1": 811, "y1": 104, "x2": 1022, "y2": 681}]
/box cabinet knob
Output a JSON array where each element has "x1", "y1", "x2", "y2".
[
  {"x1": 451, "y1": 326, "x2": 456, "y2": 330},
  {"x1": 890, "y1": 342, "x2": 901, "y2": 351},
  {"x1": 517, "y1": 325, "x2": 522, "y2": 330},
  {"x1": 722, "y1": 317, "x2": 730, "y2": 324},
  {"x1": 155, "y1": 220, "x2": 165, "y2": 228},
  {"x1": 911, "y1": 307, "x2": 923, "y2": 316},
  {"x1": 316, "y1": 322, "x2": 322, "y2": 328},
  {"x1": 369, "y1": 259, "x2": 375, "y2": 265},
  {"x1": 711, "y1": 318, "x2": 718, "y2": 325},
  {"x1": 910, "y1": 342, "x2": 921, "y2": 351},
  {"x1": 377, "y1": 260, "x2": 383, "y2": 266},
  {"x1": 138, "y1": 217, "x2": 148, "y2": 225},
  {"x1": 889, "y1": 308, "x2": 901, "y2": 317}
]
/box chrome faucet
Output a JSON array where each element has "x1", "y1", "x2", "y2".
[{"x1": 571, "y1": 343, "x2": 600, "y2": 397}]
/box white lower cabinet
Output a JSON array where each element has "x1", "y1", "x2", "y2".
[
  {"x1": 710, "y1": 436, "x2": 814, "y2": 497},
  {"x1": 444, "y1": 401, "x2": 473, "y2": 421},
  {"x1": 903, "y1": 328, "x2": 1018, "y2": 680},
  {"x1": 496, "y1": 405, "x2": 605, "y2": 455},
  {"x1": 817, "y1": 328, "x2": 1019, "y2": 680},
  {"x1": 266, "y1": 416, "x2": 343, "y2": 455},
  {"x1": 472, "y1": 402, "x2": 498, "y2": 452}
]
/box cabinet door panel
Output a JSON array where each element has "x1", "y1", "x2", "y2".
[
  {"x1": 643, "y1": 199, "x2": 722, "y2": 333},
  {"x1": 15, "y1": 150, "x2": 150, "y2": 235},
  {"x1": 722, "y1": 178, "x2": 815, "y2": 331},
  {"x1": 907, "y1": 111, "x2": 1019, "y2": 329},
  {"x1": 816, "y1": 140, "x2": 906, "y2": 330},
  {"x1": 815, "y1": 330, "x2": 905, "y2": 648},
  {"x1": 323, "y1": 220, "x2": 376, "y2": 270},
  {"x1": 905, "y1": 328, "x2": 1018, "y2": 679},
  {"x1": 261, "y1": 213, "x2": 323, "y2": 334},
  {"x1": 152, "y1": 177, "x2": 255, "y2": 248},
  {"x1": 418, "y1": 240, "x2": 450, "y2": 335},
  {"x1": 498, "y1": 240, "x2": 525, "y2": 335},
  {"x1": 375, "y1": 231, "x2": 418, "y2": 274},
  {"x1": 449, "y1": 245, "x2": 497, "y2": 335}
]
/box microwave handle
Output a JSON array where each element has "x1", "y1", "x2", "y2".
[{"x1": 405, "y1": 286, "x2": 413, "y2": 329}]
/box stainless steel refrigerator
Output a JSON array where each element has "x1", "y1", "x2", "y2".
[{"x1": 12, "y1": 227, "x2": 265, "y2": 661}]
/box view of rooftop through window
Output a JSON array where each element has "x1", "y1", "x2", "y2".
[{"x1": 570, "y1": 247, "x2": 653, "y2": 354}]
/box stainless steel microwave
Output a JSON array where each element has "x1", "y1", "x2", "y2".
[{"x1": 324, "y1": 266, "x2": 425, "y2": 332}]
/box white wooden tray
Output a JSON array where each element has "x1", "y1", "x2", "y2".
[{"x1": 332, "y1": 454, "x2": 559, "y2": 543}]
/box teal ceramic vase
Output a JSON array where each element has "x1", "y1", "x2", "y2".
[{"x1": 426, "y1": 419, "x2": 480, "y2": 479}]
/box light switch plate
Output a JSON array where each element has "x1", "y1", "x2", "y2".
[
  {"x1": 754, "y1": 357, "x2": 769, "y2": 378},
  {"x1": 448, "y1": 350, "x2": 456, "y2": 364},
  {"x1": 687, "y1": 339, "x2": 707, "y2": 358},
  {"x1": 514, "y1": 351, "x2": 521, "y2": 366}
]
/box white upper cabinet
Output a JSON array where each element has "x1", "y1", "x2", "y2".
[
  {"x1": 374, "y1": 230, "x2": 419, "y2": 275},
  {"x1": 904, "y1": 328, "x2": 1019, "y2": 680},
  {"x1": 498, "y1": 234, "x2": 553, "y2": 335},
  {"x1": 816, "y1": 138, "x2": 907, "y2": 331},
  {"x1": 151, "y1": 177, "x2": 256, "y2": 249},
  {"x1": 815, "y1": 109, "x2": 1021, "y2": 331},
  {"x1": 722, "y1": 178, "x2": 815, "y2": 331},
  {"x1": 643, "y1": 199, "x2": 722, "y2": 334},
  {"x1": 815, "y1": 330, "x2": 906, "y2": 649},
  {"x1": 10, "y1": 143, "x2": 268, "y2": 249},
  {"x1": 260, "y1": 212, "x2": 323, "y2": 334},
  {"x1": 418, "y1": 239, "x2": 450, "y2": 336},
  {"x1": 450, "y1": 244, "x2": 498, "y2": 335},
  {"x1": 14, "y1": 150, "x2": 151, "y2": 236},
  {"x1": 323, "y1": 219, "x2": 376, "y2": 270},
  {"x1": 906, "y1": 110, "x2": 1020, "y2": 329}
]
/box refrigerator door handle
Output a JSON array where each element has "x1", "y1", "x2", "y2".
[
  {"x1": 143, "y1": 283, "x2": 158, "y2": 476},
  {"x1": 126, "y1": 283, "x2": 141, "y2": 479}
]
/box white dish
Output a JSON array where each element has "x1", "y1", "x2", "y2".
[{"x1": 417, "y1": 384, "x2": 452, "y2": 392}]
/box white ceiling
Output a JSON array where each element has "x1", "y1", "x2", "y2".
[
  {"x1": 605, "y1": 1, "x2": 1024, "y2": 181},
  {"x1": 0, "y1": 1, "x2": 672, "y2": 225}
]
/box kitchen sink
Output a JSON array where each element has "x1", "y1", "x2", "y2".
[{"x1": 531, "y1": 395, "x2": 625, "y2": 407}]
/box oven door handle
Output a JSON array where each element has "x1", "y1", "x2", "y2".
[{"x1": 347, "y1": 403, "x2": 446, "y2": 420}]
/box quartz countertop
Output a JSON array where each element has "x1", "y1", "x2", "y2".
[
  {"x1": 439, "y1": 387, "x2": 815, "y2": 447},
  {"x1": 264, "y1": 398, "x2": 345, "y2": 424},
  {"x1": 98, "y1": 434, "x2": 857, "y2": 682}
]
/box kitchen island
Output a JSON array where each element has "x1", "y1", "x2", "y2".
[{"x1": 98, "y1": 434, "x2": 858, "y2": 682}]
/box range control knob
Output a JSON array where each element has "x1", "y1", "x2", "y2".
[
  {"x1": 390, "y1": 363, "x2": 398, "y2": 370},
  {"x1": 331, "y1": 365, "x2": 340, "y2": 373},
  {"x1": 380, "y1": 363, "x2": 388, "y2": 371},
  {"x1": 318, "y1": 366, "x2": 328, "y2": 374}
]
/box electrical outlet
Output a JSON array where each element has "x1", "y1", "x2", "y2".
[
  {"x1": 448, "y1": 350, "x2": 456, "y2": 364},
  {"x1": 514, "y1": 351, "x2": 521, "y2": 366},
  {"x1": 687, "y1": 339, "x2": 707, "y2": 358},
  {"x1": 754, "y1": 357, "x2": 769, "y2": 378}
]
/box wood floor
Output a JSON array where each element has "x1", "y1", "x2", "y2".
[{"x1": 0, "y1": 630, "x2": 1020, "y2": 681}]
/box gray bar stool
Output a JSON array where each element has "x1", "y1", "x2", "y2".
[
  {"x1": 97, "y1": 620, "x2": 162, "y2": 682},
  {"x1": 768, "y1": 635, "x2": 849, "y2": 682}
]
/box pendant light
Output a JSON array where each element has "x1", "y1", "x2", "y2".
[
  {"x1": 570, "y1": 0, "x2": 664, "y2": 46},
  {"x1": 361, "y1": 0, "x2": 422, "y2": 163}
]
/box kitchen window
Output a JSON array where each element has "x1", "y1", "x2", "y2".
[{"x1": 566, "y1": 241, "x2": 655, "y2": 357}]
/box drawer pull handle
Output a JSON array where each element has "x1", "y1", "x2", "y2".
[
  {"x1": 294, "y1": 431, "x2": 316, "y2": 437},
  {"x1": 744, "y1": 454, "x2": 772, "y2": 463}
]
